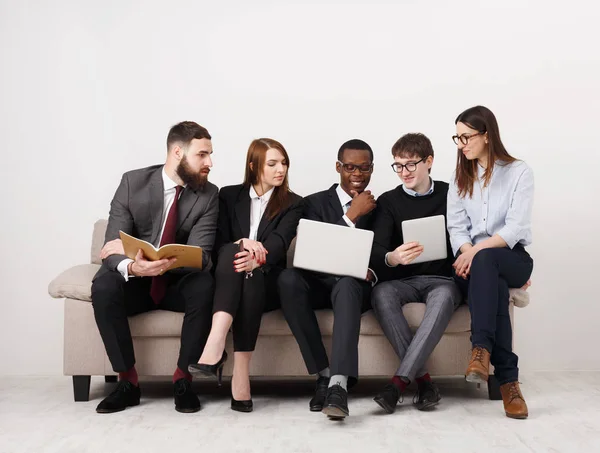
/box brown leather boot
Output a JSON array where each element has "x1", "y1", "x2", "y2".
[
  {"x1": 500, "y1": 381, "x2": 528, "y2": 419},
  {"x1": 465, "y1": 346, "x2": 490, "y2": 384}
]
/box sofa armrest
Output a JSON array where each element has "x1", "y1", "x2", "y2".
[
  {"x1": 48, "y1": 264, "x2": 101, "y2": 302},
  {"x1": 509, "y1": 288, "x2": 529, "y2": 308}
]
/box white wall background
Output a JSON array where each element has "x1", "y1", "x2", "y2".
[{"x1": 1, "y1": 0, "x2": 599, "y2": 375}]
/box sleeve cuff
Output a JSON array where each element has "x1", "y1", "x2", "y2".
[
  {"x1": 342, "y1": 215, "x2": 356, "y2": 228},
  {"x1": 384, "y1": 252, "x2": 397, "y2": 268},
  {"x1": 117, "y1": 258, "x2": 134, "y2": 281},
  {"x1": 451, "y1": 237, "x2": 473, "y2": 257},
  {"x1": 368, "y1": 268, "x2": 378, "y2": 286},
  {"x1": 496, "y1": 227, "x2": 519, "y2": 249}
]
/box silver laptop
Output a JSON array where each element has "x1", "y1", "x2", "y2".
[
  {"x1": 401, "y1": 215, "x2": 448, "y2": 264},
  {"x1": 292, "y1": 219, "x2": 374, "y2": 279}
]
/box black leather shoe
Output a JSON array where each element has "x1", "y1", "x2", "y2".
[
  {"x1": 309, "y1": 376, "x2": 330, "y2": 412},
  {"x1": 96, "y1": 380, "x2": 140, "y2": 413},
  {"x1": 322, "y1": 384, "x2": 349, "y2": 419},
  {"x1": 414, "y1": 380, "x2": 441, "y2": 411},
  {"x1": 174, "y1": 378, "x2": 201, "y2": 413},
  {"x1": 188, "y1": 351, "x2": 228, "y2": 386},
  {"x1": 231, "y1": 397, "x2": 253, "y2": 412},
  {"x1": 373, "y1": 383, "x2": 401, "y2": 414}
]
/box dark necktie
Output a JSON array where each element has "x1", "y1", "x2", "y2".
[{"x1": 150, "y1": 185, "x2": 183, "y2": 304}]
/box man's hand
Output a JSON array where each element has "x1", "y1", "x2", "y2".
[
  {"x1": 234, "y1": 250, "x2": 260, "y2": 273},
  {"x1": 130, "y1": 250, "x2": 176, "y2": 277},
  {"x1": 453, "y1": 245, "x2": 478, "y2": 279},
  {"x1": 238, "y1": 239, "x2": 268, "y2": 265},
  {"x1": 346, "y1": 190, "x2": 376, "y2": 223},
  {"x1": 100, "y1": 239, "x2": 125, "y2": 260},
  {"x1": 387, "y1": 242, "x2": 424, "y2": 266}
]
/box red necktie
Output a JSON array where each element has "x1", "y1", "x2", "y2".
[{"x1": 150, "y1": 185, "x2": 183, "y2": 304}]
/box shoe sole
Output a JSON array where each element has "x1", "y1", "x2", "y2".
[
  {"x1": 373, "y1": 397, "x2": 395, "y2": 414},
  {"x1": 506, "y1": 412, "x2": 528, "y2": 420},
  {"x1": 415, "y1": 400, "x2": 440, "y2": 411},
  {"x1": 96, "y1": 401, "x2": 139, "y2": 414},
  {"x1": 175, "y1": 406, "x2": 201, "y2": 413},
  {"x1": 465, "y1": 371, "x2": 488, "y2": 385},
  {"x1": 322, "y1": 405, "x2": 348, "y2": 419}
]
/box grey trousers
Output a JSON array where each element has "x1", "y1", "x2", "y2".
[{"x1": 371, "y1": 276, "x2": 462, "y2": 381}]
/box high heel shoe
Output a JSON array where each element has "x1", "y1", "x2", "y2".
[
  {"x1": 231, "y1": 397, "x2": 253, "y2": 413},
  {"x1": 188, "y1": 351, "x2": 228, "y2": 386}
]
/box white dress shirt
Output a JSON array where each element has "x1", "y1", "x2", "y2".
[
  {"x1": 117, "y1": 167, "x2": 185, "y2": 281},
  {"x1": 447, "y1": 160, "x2": 534, "y2": 256},
  {"x1": 249, "y1": 185, "x2": 274, "y2": 240},
  {"x1": 335, "y1": 184, "x2": 356, "y2": 227}
]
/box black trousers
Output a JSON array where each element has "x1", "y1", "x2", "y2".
[
  {"x1": 454, "y1": 246, "x2": 533, "y2": 385},
  {"x1": 212, "y1": 243, "x2": 281, "y2": 352},
  {"x1": 91, "y1": 269, "x2": 215, "y2": 372},
  {"x1": 277, "y1": 268, "x2": 372, "y2": 384}
]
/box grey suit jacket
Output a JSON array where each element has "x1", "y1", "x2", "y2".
[{"x1": 94, "y1": 164, "x2": 219, "y2": 281}]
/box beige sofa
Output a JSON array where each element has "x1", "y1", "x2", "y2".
[{"x1": 48, "y1": 219, "x2": 528, "y2": 402}]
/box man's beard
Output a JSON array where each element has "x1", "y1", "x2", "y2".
[{"x1": 176, "y1": 155, "x2": 209, "y2": 190}]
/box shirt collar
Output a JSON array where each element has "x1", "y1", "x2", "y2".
[
  {"x1": 402, "y1": 178, "x2": 434, "y2": 197},
  {"x1": 162, "y1": 167, "x2": 185, "y2": 191},
  {"x1": 335, "y1": 184, "x2": 354, "y2": 207},
  {"x1": 249, "y1": 185, "x2": 274, "y2": 203}
]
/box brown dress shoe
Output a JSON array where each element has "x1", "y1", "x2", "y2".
[
  {"x1": 500, "y1": 381, "x2": 528, "y2": 419},
  {"x1": 465, "y1": 346, "x2": 490, "y2": 384}
]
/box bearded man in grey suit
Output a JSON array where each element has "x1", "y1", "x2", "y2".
[{"x1": 92, "y1": 121, "x2": 218, "y2": 414}]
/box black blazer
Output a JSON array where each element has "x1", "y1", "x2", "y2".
[
  {"x1": 214, "y1": 184, "x2": 304, "y2": 272},
  {"x1": 303, "y1": 184, "x2": 374, "y2": 230}
]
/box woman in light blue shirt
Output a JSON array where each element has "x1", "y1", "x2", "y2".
[{"x1": 447, "y1": 105, "x2": 534, "y2": 419}]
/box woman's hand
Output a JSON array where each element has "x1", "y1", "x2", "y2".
[
  {"x1": 453, "y1": 245, "x2": 478, "y2": 279},
  {"x1": 234, "y1": 250, "x2": 260, "y2": 273},
  {"x1": 238, "y1": 239, "x2": 268, "y2": 265}
]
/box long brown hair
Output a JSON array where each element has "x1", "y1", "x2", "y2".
[
  {"x1": 243, "y1": 138, "x2": 294, "y2": 220},
  {"x1": 454, "y1": 106, "x2": 516, "y2": 198}
]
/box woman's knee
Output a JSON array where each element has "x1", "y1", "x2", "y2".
[{"x1": 471, "y1": 248, "x2": 499, "y2": 271}]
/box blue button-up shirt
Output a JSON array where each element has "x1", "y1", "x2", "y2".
[{"x1": 447, "y1": 160, "x2": 534, "y2": 256}]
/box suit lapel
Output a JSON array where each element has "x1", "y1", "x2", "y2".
[
  {"x1": 234, "y1": 189, "x2": 251, "y2": 239},
  {"x1": 328, "y1": 184, "x2": 345, "y2": 221},
  {"x1": 256, "y1": 210, "x2": 271, "y2": 241},
  {"x1": 176, "y1": 186, "x2": 200, "y2": 232},
  {"x1": 148, "y1": 169, "x2": 165, "y2": 245}
]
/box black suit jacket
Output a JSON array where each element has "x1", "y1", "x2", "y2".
[
  {"x1": 95, "y1": 165, "x2": 219, "y2": 281},
  {"x1": 303, "y1": 184, "x2": 374, "y2": 230},
  {"x1": 214, "y1": 184, "x2": 304, "y2": 273}
]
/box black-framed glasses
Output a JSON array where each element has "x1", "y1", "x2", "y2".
[
  {"x1": 337, "y1": 160, "x2": 374, "y2": 174},
  {"x1": 391, "y1": 157, "x2": 425, "y2": 173},
  {"x1": 452, "y1": 131, "x2": 484, "y2": 145}
]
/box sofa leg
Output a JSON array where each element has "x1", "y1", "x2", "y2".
[
  {"x1": 105, "y1": 375, "x2": 118, "y2": 383},
  {"x1": 73, "y1": 375, "x2": 91, "y2": 402},
  {"x1": 488, "y1": 374, "x2": 502, "y2": 400}
]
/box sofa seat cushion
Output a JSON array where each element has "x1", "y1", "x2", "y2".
[
  {"x1": 48, "y1": 264, "x2": 100, "y2": 302},
  {"x1": 122, "y1": 303, "x2": 473, "y2": 338}
]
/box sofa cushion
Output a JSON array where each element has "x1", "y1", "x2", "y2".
[
  {"x1": 91, "y1": 219, "x2": 108, "y2": 265},
  {"x1": 48, "y1": 264, "x2": 100, "y2": 302}
]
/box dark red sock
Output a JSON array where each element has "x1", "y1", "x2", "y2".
[
  {"x1": 392, "y1": 375, "x2": 408, "y2": 393},
  {"x1": 118, "y1": 367, "x2": 139, "y2": 386},
  {"x1": 416, "y1": 373, "x2": 431, "y2": 384},
  {"x1": 173, "y1": 367, "x2": 193, "y2": 383}
]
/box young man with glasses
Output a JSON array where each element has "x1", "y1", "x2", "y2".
[
  {"x1": 278, "y1": 139, "x2": 376, "y2": 420},
  {"x1": 369, "y1": 133, "x2": 462, "y2": 414}
]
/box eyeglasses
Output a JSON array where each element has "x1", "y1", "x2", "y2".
[
  {"x1": 337, "y1": 160, "x2": 374, "y2": 174},
  {"x1": 391, "y1": 157, "x2": 425, "y2": 173},
  {"x1": 452, "y1": 132, "x2": 484, "y2": 145}
]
